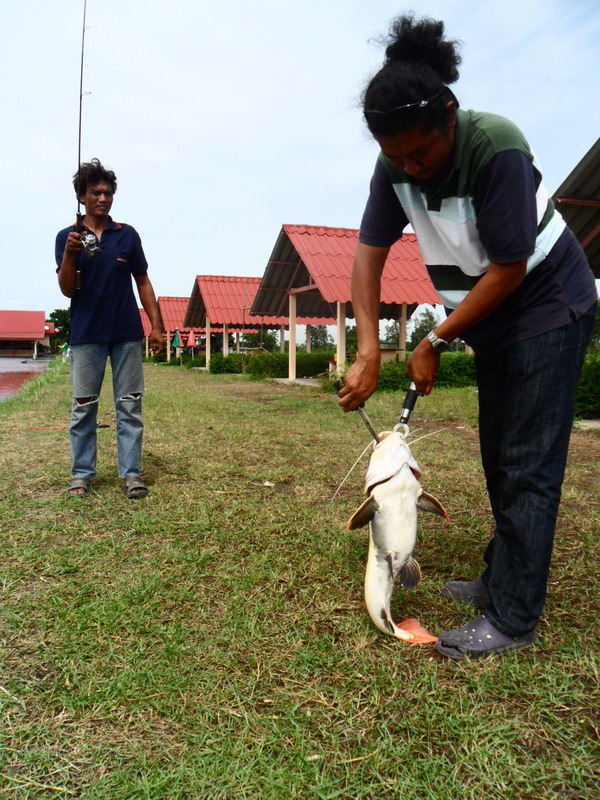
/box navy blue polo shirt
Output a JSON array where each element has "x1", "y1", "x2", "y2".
[
  {"x1": 359, "y1": 109, "x2": 597, "y2": 353},
  {"x1": 55, "y1": 219, "x2": 147, "y2": 344}
]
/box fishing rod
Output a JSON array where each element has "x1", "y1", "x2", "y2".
[
  {"x1": 75, "y1": 0, "x2": 99, "y2": 261},
  {"x1": 76, "y1": 0, "x2": 87, "y2": 234}
]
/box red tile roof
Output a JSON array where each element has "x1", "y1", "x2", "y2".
[
  {"x1": 139, "y1": 307, "x2": 256, "y2": 338},
  {"x1": 0, "y1": 310, "x2": 47, "y2": 339},
  {"x1": 158, "y1": 297, "x2": 196, "y2": 333},
  {"x1": 138, "y1": 308, "x2": 153, "y2": 337},
  {"x1": 184, "y1": 275, "x2": 335, "y2": 329},
  {"x1": 252, "y1": 225, "x2": 440, "y2": 319}
]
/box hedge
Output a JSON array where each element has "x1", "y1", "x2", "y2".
[
  {"x1": 575, "y1": 354, "x2": 600, "y2": 418},
  {"x1": 338, "y1": 352, "x2": 599, "y2": 418},
  {"x1": 217, "y1": 351, "x2": 333, "y2": 378}
]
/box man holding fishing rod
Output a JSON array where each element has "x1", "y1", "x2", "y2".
[
  {"x1": 56, "y1": 159, "x2": 163, "y2": 498},
  {"x1": 338, "y1": 14, "x2": 597, "y2": 660}
]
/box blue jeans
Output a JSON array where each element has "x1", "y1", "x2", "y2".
[
  {"x1": 475, "y1": 304, "x2": 596, "y2": 635},
  {"x1": 70, "y1": 341, "x2": 145, "y2": 479}
]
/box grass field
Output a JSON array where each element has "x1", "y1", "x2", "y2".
[{"x1": 0, "y1": 361, "x2": 598, "y2": 799}]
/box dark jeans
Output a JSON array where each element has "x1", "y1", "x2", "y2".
[{"x1": 475, "y1": 305, "x2": 596, "y2": 636}]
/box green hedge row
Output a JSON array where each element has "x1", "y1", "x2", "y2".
[
  {"x1": 377, "y1": 352, "x2": 477, "y2": 391},
  {"x1": 575, "y1": 354, "x2": 600, "y2": 418},
  {"x1": 151, "y1": 349, "x2": 599, "y2": 419},
  {"x1": 378, "y1": 352, "x2": 600, "y2": 418},
  {"x1": 210, "y1": 351, "x2": 333, "y2": 378}
]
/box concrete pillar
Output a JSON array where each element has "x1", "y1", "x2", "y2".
[
  {"x1": 288, "y1": 295, "x2": 297, "y2": 380},
  {"x1": 336, "y1": 302, "x2": 346, "y2": 375}
]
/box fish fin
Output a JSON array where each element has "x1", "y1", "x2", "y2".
[
  {"x1": 417, "y1": 491, "x2": 449, "y2": 519},
  {"x1": 395, "y1": 618, "x2": 438, "y2": 644},
  {"x1": 346, "y1": 495, "x2": 379, "y2": 530},
  {"x1": 399, "y1": 557, "x2": 421, "y2": 588}
]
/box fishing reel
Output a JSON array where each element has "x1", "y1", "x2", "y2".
[{"x1": 81, "y1": 232, "x2": 100, "y2": 257}]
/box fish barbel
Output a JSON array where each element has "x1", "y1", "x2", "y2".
[{"x1": 346, "y1": 431, "x2": 448, "y2": 642}]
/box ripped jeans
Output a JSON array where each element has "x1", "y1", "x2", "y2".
[{"x1": 69, "y1": 341, "x2": 144, "y2": 479}]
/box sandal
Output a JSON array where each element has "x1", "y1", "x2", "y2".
[
  {"x1": 440, "y1": 576, "x2": 490, "y2": 607},
  {"x1": 68, "y1": 477, "x2": 91, "y2": 497},
  {"x1": 435, "y1": 614, "x2": 536, "y2": 661},
  {"x1": 123, "y1": 477, "x2": 149, "y2": 499}
]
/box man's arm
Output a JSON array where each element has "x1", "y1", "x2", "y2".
[
  {"x1": 338, "y1": 241, "x2": 391, "y2": 410},
  {"x1": 134, "y1": 273, "x2": 164, "y2": 352},
  {"x1": 407, "y1": 258, "x2": 527, "y2": 393},
  {"x1": 57, "y1": 231, "x2": 83, "y2": 298}
]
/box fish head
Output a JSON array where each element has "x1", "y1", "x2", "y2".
[{"x1": 365, "y1": 431, "x2": 422, "y2": 494}]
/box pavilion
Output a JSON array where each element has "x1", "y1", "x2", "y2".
[
  {"x1": 250, "y1": 225, "x2": 440, "y2": 379},
  {"x1": 184, "y1": 275, "x2": 335, "y2": 368}
]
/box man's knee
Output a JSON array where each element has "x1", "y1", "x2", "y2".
[
  {"x1": 74, "y1": 396, "x2": 98, "y2": 405},
  {"x1": 118, "y1": 392, "x2": 143, "y2": 402}
]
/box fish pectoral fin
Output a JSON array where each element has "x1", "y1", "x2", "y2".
[
  {"x1": 399, "y1": 557, "x2": 421, "y2": 588},
  {"x1": 417, "y1": 490, "x2": 449, "y2": 520},
  {"x1": 346, "y1": 495, "x2": 379, "y2": 530}
]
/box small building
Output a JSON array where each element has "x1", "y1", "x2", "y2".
[{"x1": 0, "y1": 310, "x2": 50, "y2": 358}]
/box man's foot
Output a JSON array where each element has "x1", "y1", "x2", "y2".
[
  {"x1": 123, "y1": 477, "x2": 149, "y2": 499},
  {"x1": 435, "y1": 614, "x2": 536, "y2": 660},
  {"x1": 440, "y1": 576, "x2": 490, "y2": 607},
  {"x1": 68, "y1": 477, "x2": 91, "y2": 497}
]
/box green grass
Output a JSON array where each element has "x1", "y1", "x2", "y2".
[{"x1": 0, "y1": 364, "x2": 598, "y2": 798}]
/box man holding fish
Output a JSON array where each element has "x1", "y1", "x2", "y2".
[{"x1": 338, "y1": 14, "x2": 597, "y2": 659}]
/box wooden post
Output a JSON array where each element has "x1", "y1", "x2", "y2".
[
  {"x1": 205, "y1": 316, "x2": 211, "y2": 369},
  {"x1": 399, "y1": 302, "x2": 407, "y2": 360},
  {"x1": 280, "y1": 324, "x2": 285, "y2": 353},
  {"x1": 235, "y1": 332, "x2": 240, "y2": 353},
  {"x1": 336, "y1": 302, "x2": 346, "y2": 375},
  {"x1": 223, "y1": 323, "x2": 229, "y2": 356},
  {"x1": 305, "y1": 325, "x2": 312, "y2": 354},
  {"x1": 166, "y1": 332, "x2": 171, "y2": 362},
  {"x1": 288, "y1": 294, "x2": 297, "y2": 380}
]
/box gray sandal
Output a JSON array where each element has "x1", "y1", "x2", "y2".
[
  {"x1": 440, "y1": 576, "x2": 490, "y2": 607},
  {"x1": 435, "y1": 614, "x2": 536, "y2": 661},
  {"x1": 123, "y1": 477, "x2": 149, "y2": 499},
  {"x1": 68, "y1": 477, "x2": 91, "y2": 497}
]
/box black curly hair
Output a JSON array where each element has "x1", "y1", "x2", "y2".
[
  {"x1": 73, "y1": 158, "x2": 117, "y2": 198},
  {"x1": 362, "y1": 13, "x2": 462, "y2": 137}
]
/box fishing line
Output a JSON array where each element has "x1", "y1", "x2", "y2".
[
  {"x1": 407, "y1": 427, "x2": 450, "y2": 445},
  {"x1": 330, "y1": 440, "x2": 373, "y2": 504}
]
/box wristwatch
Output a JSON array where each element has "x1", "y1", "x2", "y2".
[{"x1": 426, "y1": 330, "x2": 451, "y2": 352}]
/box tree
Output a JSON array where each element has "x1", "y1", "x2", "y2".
[
  {"x1": 409, "y1": 308, "x2": 438, "y2": 349},
  {"x1": 382, "y1": 320, "x2": 400, "y2": 345},
  {"x1": 49, "y1": 308, "x2": 71, "y2": 344},
  {"x1": 310, "y1": 326, "x2": 333, "y2": 350},
  {"x1": 241, "y1": 330, "x2": 278, "y2": 352},
  {"x1": 345, "y1": 325, "x2": 358, "y2": 353}
]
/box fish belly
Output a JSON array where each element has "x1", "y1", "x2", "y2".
[{"x1": 363, "y1": 469, "x2": 421, "y2": 638}]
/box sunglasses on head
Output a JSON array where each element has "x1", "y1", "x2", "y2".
[{"x1": 364, "y1": 88, "x2": 454, "y2": 125}]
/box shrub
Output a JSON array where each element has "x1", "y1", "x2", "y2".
[
  {"x1": 209, "y1": 353, "x2": 243, "y2": 374},
  {"x1": 377, "y1": 357, "x2": 409, "y2": 391},
  {"x1": 245, "y1": 353, "x2": 288, "y2": 377},
  {"x1": 375, "y1": 353, "x2": 476, "y2": 392},
  {"x1": 434, "y1": 352, "x2": 477, "y2": 387},
  {"x1": 575, "y1": 355, "x2": 600, "y2": 418}
]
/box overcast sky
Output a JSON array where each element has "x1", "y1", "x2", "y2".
[{"x1": 1, "y1": 0, "x2": 598, "y2": 317}]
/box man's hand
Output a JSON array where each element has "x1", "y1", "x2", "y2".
[
  {"x1": 149, "y1": 325, "x2": 164, "y2": 353},
  {"x1": 338, "y1": 353, "x2": 381, "y2": 411},
  {"x1": 406, "y1": 337, "x2": 440, "y2": 395},
  {"x1": 65, "y1": 231, "x2": 84, "y2": 253}
]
